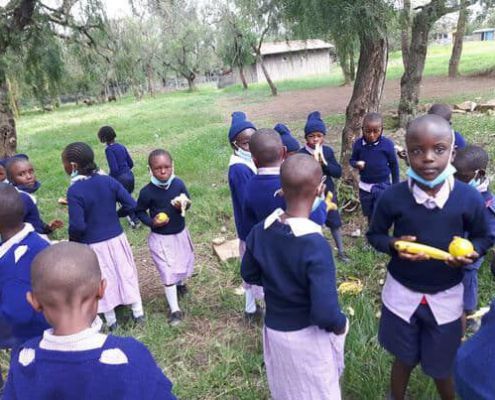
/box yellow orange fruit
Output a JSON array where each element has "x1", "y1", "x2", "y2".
[
  {"x1": 448, "y1": 237, "x2": 474, "y2": 257},
  {"x1": 156, "y1": 212, "x2": 169, "y2": 223}
]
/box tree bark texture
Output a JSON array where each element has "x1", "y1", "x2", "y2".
[
  {"x1": 186, "y1": 72, "x2": 196, "y2": 91},
  {"x1": 401, "y1": 0, "x2": 412, "y2": 69},
  {"x1": 257, "y1": 54, "x2": 277, "y2": 96},
  {"x1": 0, "y1": 75, "x2": 18, "y2": 159},
  {"x1": 239, "y1": 65, "x2": 248, "y2": 89},
  {"x1": 449, "y1": 0, "x2": 468, "y2": 78},
  {"x1": 340, "y1": 32, "x2": 388, "y2": 184}
]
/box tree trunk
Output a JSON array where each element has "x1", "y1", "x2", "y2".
[
  {"x1": 336, "y1": 44, "x2": 352, "y2": 85},
  {"x1": 401, "y1": 0, "x2": 412, "y2": 70},
  {"x1": 341, "y1": 31, "x2": 388, "y2": 184},
  {"x1": 257, "y1": 54, "x2": 277, "y2": 96},
  {"x1": 0, "y1": 73, "x2": 17, "y2": 159},
  {"x1": 449, "y1": 0, "x2": 468, "y2": 78},
  {"x1": 349, "y1": 48, "x2": 356, "y2": 82},
  {"x1": 239, "y1": 65, "x2": 249, "y2": 89},
  {"x1": 186, "y1": 72, "x2": 196, "y2": 91},
  {"x1": 146, "y1": 63, "x2": 154, "y2": 96}
]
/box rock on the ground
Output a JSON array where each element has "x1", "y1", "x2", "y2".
[
  {"x1": 213, "y1": 238, "x2": 240, "y2": 262},
  {"x1": 452, "y1": 109, "x2": 467, "y2": 114},
  {"x1": 476, "y1": 99, "x2": 495, "y2": 112},
  {"x1": 454, "y1": 101, "x2": 477, "y2": 112}
]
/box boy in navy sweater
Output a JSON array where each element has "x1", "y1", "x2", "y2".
[
  {"x1": 453, "y1": 145, "x2": 495, "y2": 329},
  {"x1": 367, "y1": 115, "x2": 491, "y2": 400},
  {"x1": 242, "y1": 154, "x2": 347, "y2": 400},
  {"x1": 428, "y1": 103, "x2": 467, "y2": 149},
  {"x1": 299, "y1": 111, "x2": 348, "y2": 262},
  {"x1": 0, "y1": 183, "x2": 50, "y2": 349},
  {"x1": 4, "y1": 241, "x2": 176, "y2": 400},
  {"x1": 350, "y1": 112, "x2": 399, "y2": 224}
]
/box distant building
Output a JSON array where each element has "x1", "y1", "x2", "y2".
[
  {"x1": 472, "y1": 28, "x2": 495, "y2": 41},
  {"x1": 218, "y1": 40, "x2": 335, "y2": 88}
]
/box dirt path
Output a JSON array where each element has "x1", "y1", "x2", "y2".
[{"x1": 225, "y1": 75, "x2": 495, "y2": 123}]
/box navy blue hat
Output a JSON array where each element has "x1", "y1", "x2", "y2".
[
  {"x1": 304, "y1": 111, "x2": 326, "y2": 136},
  {"x1": 274, "y1": 123, "x2": 300, "y2": 152},
  {"x1": 228, "y1": 112, "x2": 256, "y2": 142}
]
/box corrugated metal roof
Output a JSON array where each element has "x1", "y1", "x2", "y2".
[
  {"x1": 260, "y1": 40, "x2": 334, "y2": 56},
  {"x1": 473, "y1": 28, "x2": 495, "y2": 33}
]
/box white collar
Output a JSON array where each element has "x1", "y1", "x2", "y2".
[
  {"x1": 264, "y1": 208, "x2": 322, "y2": 237},
  {"x1": 16, "y1": 187, "x2": 37, "y2": 204},
  {"x1": 304, "y1": 144, "x2": 315, "y2": 155},
  {"x1": 40, "y1": 316, "x2": 106, "y2": 352},
  {"x1": 0, "y1": 223, "x2": 35, "y2": 259},
  {"x1": 362, "y1": 138, "x2": 380, "y2": 146},
  {"x1": 258, "y1": 167, "x2": 280, "y2": 176},
  {"x1": 476, "y1": 178, "x2": 490, "y2": 193},
  {"x1": 70, "y1": 170, "x2": 106, "y2": 185},
  {"x1": 228, "y1": 154, "x2": 257, "y2": 173},
  {"x1": 408, "y1": 175, "x2": 454, "y2": 210}
]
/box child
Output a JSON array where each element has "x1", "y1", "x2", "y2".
[
  {"x1": 367, "y1": 115, "x2": 492, "y2": 400},
  {"x1": 241, "y1": 154, "x2": 348, "y2": 400},
  {"x1": 226, "y1": 112, "x2": 262, "y2": 316},
  {"x1": 0, "y1": 183, "x2": 50, "y2": 351},
  {"x1": 62, "y1": 142, "x2": 144, "y2": 330},
  {"x1": 299, "y1": 111, "x2": 348, "y2": 262},
  {"x1": 454, "y1": 298, "x2": 495, "y2": 399},
  {"x1": 0, "y1": 159, "x2": 8, "y2": 183},
  {"x1": 3, "y1": 242, "x2": 176, "y2": 400},
  {"x1": 453, "y1": 145, "x2": 495, "y2": 328},
  {"x1": 98, "y1": 125, "x2": 140, "y2": 228},
  {"x1": 6, "y1": 156, "x2": 64, "y2": 235},
  {"x1": 136, "y1": 149, "x2": 194, "y2": 326},
  {"x1": 274, "y1": 123, "x2": 300, "y2": 155},
  {"x1": 350, "y1": 112, "x2": 400, "y2": 224},
  {"x1": 428, "y1": 103, "x2": 467, "y2": 149}
]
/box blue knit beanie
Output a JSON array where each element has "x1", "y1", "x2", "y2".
[
  {"x1": 228, "y1": 112, "x2": 256, "y2": 142},
  {"x1": 304, "y1": 111, "x2": 326, "y2": 136},
  {"x1": 274, "y1": 123, "x2": 300, "y2": 152}
]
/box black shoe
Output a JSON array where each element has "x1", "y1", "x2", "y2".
[
  {"x1": 177, "y1": 284, "x2": 188, "y2": 298},
  {"x1": 337, "y1": 253, "x2": 350, "y2": 263},
  {"x1": 133, "y1": 316, "x2": 145, "y2": 326},
  {"x1": 168, "y1": 311, "x2": 183, "y2": 326},
  {"x1": 107, "y1": 322, "x2": 119, "y2": 332},
  {"x1": 244, "y1": 308, "x2": 264, "y2": 325},
  {"x1": 466, "y1": 318, "x2": 480, "y2": 334}
]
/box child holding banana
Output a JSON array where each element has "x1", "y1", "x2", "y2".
[
  {"x1": 350, "y1": 112, "x2": 399, "y2": 224},
  {"x1": 298, "y1": 111, "x2": 348, "y2": 263},
  {"x1": 136, "y1": 149, "x2": 194, "y2": 327},
  {"x1": 367, "y1": 115, "x2": 492, "y2": 400}
]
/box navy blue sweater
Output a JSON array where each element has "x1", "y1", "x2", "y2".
[
  {"x1": 4, "y1": 335, "x2": 176, "y2": 400},
  {"x1": 349, "y1": 136, "x2": 400, "y2": 184},
  {"x1": 67, "y1": 174, "x2": 136, "y2": 244},
  {"x1": 19, "y1": 192, "x2": 52, "y2": 235},
  {"x1": 228, "y1": 163, "x2": 256, "y2": 241},
  {"x1": 454, "y1": 131, "x2": 467, "y2": 149},
  {"x1": 0, "y1": 229, "x2": 50, "y2": 348},
  {"x1": 136, "y1": 178, "x2": 190, "y2": 235},
  {"x1": 242, "y1": 220, "x2": 346, "y2": 332},
  {"x1": 299, "y1": 145, "x2": 342, "y2": 193},
  {"x1": 367, "y1": 181, "x2": 492, "y2": 293},
  {"x1": 105, "y1": 143, "x2": 134, "y2": 179}
]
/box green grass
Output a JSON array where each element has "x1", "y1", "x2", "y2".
[{"x1": 4, "y1": 42, "x2": 495, "y2": 399}]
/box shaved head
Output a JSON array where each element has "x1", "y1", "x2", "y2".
[
  {"x1": 31, "y1": 242, "x2": 101, "y2": 308},
  {"x1": 281, "y1": 154, "x2": 322, "y2": 199},
  {"x1": 249, "y1": 128, "x2": 284, "y2": 167},
  {"x1": 406, "y1": 114, "x2": 453, "y2": 148},
  {"x1": 0, "y1": 183, "x2": 24, "y2": 230}
]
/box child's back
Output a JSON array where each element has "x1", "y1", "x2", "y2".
[{"x1": 105, "y1": 142, "x2": 134, "y2": 179}]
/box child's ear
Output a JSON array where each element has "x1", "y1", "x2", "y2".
[
  {"x1": 252, "y1": 157, "x2": 260, "y2": 169},
  {"x1": 97, "y1": 279, "x2": 107, "y2": 300},
  {"x1": 451, "y1": 149, "x2": 457, "y2": 162},
  {"x1": 280, "y1": 146, "x2": 287, "y2": 161},
  {"x1": 27, "y1": 292, "x2": 42, "y2": 312}
]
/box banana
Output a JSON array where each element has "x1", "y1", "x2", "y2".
[
  {"x1": 314, "y1": 143, "x2": 328, "y2": 166},
  {"x1": 325, "y1": 192, "x2": 338, "y2": 211},
  {"x1": 393, "y1": 241, "x2": 451, "y2": 261},
  {"x1": 171, "y1": 193, "x2": 191, "y2": 217}
]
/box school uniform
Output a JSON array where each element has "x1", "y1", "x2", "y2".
[
  {"x1": 455, "y1": 298, "x2": 495, "y2": 399},
  {"x1": 18, "y1": 191, "x2": 53, "y2": 235},
  {"x1": 67, "y1": 174, "x2": 142, "y2": 315},
  {"x1": 242, "y1": 209, "x2": 348, "y2": 400},
  {"x1": 3, "y1": 318, "x2": 176, "y2": 400},
  {"x1": 454, "y1": 130, "x2": 467, "y2": 149},
  {"x1": 136, "y1": 178, "x2": 194, "y2": 286},
  {"x1": 367, "y1": 176, "x2": 492, "y2": 379},
  {"x1": 463, "y1": 182, "x2": 495, "y2": 312},
  {"x1": 105, "y1": 143, "x2": 135, "y2": 193},
  {"x1": 349, "y1": 136, "x2": 399, "y2": 219},
  {"x1": 298, "y1": 145, "x2": 343, "y2": 228},
  {"x1": 0, "y1": 224, "x2": 50, "y2": 349}
]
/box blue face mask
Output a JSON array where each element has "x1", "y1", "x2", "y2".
[
  {"x1": 469, "y1": 178, "x2": 481, "y2": 188},
  {"x1": 406, "y1": 164, "x2": 457, "y2": 189},
  {"x1": 235, "y1": 148, "x2": 252, "y2": 163},
  {"x1": 311, "y1": 195, "x2": 324, "y2": 212},
  {"x1": 70, "y1": 170, "x2": 79, "y2": 179},
  {"x1": 151, "y1": 174, "x2": 175, "y2": 189}
]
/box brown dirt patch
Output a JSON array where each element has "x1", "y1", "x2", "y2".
[{"x1": 225, "y1": 75, "x2": 495, "y2": 123}]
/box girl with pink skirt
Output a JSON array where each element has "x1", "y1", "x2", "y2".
[
  {"x1": 62, "y1": 142, "x2": 144, "y2": 330},
  {"x1": 136, "y1": 149, "x2": 194, "y2": 326}
]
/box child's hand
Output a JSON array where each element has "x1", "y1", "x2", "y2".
[
  {"x1": 356, "y1": 161, "x2": 366, "y2": 170},
  {"x1": 49, "y1": 220, "x2": 64, "y2": 230},
  {"x1": 391, "y1": 236, "x2": 431, "y2": 262},
  {"x1": 445, "y1": 252, "x2": 479, "y2": 268},
  {"x1": 171, "y1": 200, "x2": 182, "y2": 210}
]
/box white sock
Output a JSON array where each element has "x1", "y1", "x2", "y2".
[
  {"x1": 131, "y1": 301, "x2": 144, "y2": 318},
  {"x1": 164, "y1": 285, "x2": 180, "y2": 313},
  {"x1": 245, "y1": 288, "x2": 256, "y2": 314},
  {"x1": 104, "y1": 310, "x2": 117, "y2": 326}
]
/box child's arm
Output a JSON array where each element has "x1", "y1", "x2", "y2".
[
  {"x1": 349, "y1": 140, "x2": 360, "y2": 169},
  {"x1": 465, "y1": 193, "x2": 493, "y2": 259},
  {"x1": 322, "y1": 146, "x2": 342, "y2": 178},
  {"x1": 241, "y1": 234, "x2": 263, "y2": 286},
  {"x1": 105, "y1": 147, "x2": 119, "y2": 177},
  {"x1": 387, "y1": 141, "x2": 400, "y2": 184},
  {"x1": 114, "y1": 179, "x2": 137, "y2": 218},
  {"x1": 135, "y1": 189, "x2": 153, "y2": 227},
  {"x1": 240, "y1": 198, "x2": 257, "y2": 241},
  {"x1": 366, "y1": 192, "x2": 396, "y2": 254},
  {"x1": 125, "y1": 148, "x2": 134, "y2": 170},
  {"x1": 67, "y1": 191, "x2": 87, "y2": 242}
]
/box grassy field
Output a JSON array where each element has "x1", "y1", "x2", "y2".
[{"x1": 4, "y1": 41, "x2": 495, "y2": 399}]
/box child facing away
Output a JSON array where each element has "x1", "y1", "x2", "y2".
[
  {"x1": 350, "y1": 112, "x2": 399, "y2": 224},
  {"x1": 453, "y1": 145, "x2": 495, "y2": 327},
  {"x1": 274, "y1": 123, "x2": 300, "y2": 155},
  {"x1": 241, "y1": 154, "x2": 348, "y2": 400},
  {"x1": 98, "y1": 125, "x2": 140, "y2": 229},
  {"x1": 3, "y1": 242, "x2": 176, "y2": 400},
  {"x1": 367, "y1": 115, "x2": 492, "y2": 400},
  {"x1": 0, "y1": 183, "x2": 50, "y2": 351},
  {"x1": 428, "y1": 103, "x2": 467, "y2": 149},
  {"x1": 62, "y1": 142, "x2": 144, "y2": 330},
  {"x1": 136, "y1": 149, "x2": 194, "y2": 326},
  {"x1": 6, "y1": 155, "x2": 64, "y2": 236},
  {"x1": 454, "y1": 298, "x2": 495, "y2": 399},
  {"x1": 298, "y1": 111, "x2": 349, "y2": 262}
]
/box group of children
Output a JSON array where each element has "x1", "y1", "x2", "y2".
[{"x1": 0, "y1": 101, "x2": 494, "y2": 399}]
